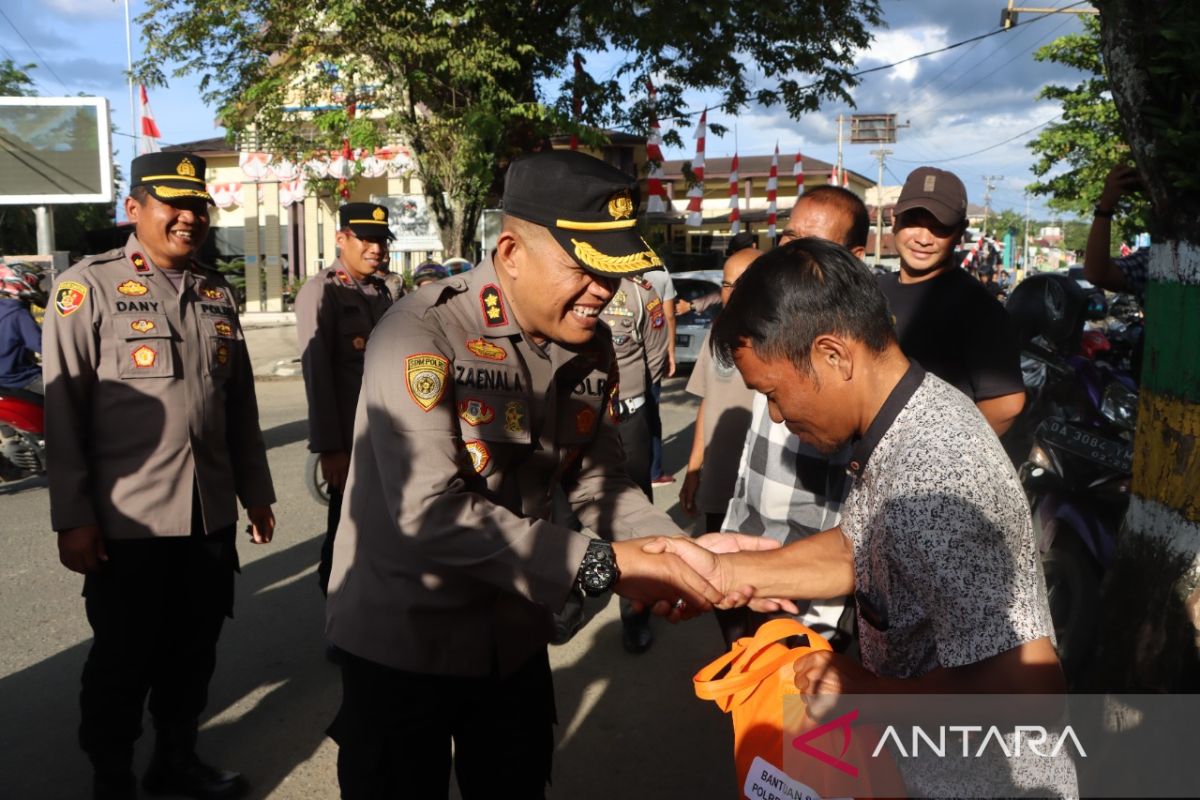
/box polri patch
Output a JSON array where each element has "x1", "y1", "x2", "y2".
[
  {"x1": 457, "y1": 398, "x2": 495, "y2": 427},
  {"x1": 131, "y1": 344, "x2": 157, "y2": 368},
  {"x1": 117, "y1": 279, "x2": 149, "y2": 296},
  {"x1": 466, "y1": 338, "x2": 507, "y2": 361},
  {"x1": 131, "y1": 252, "x2": 151, "y2": 273},
  {"x1": 405, "y1": 353, "x2": 449, "y2": 412},
  {"x1": 130, "y1": 319, "x2": 156, "y2": 334},
  {"x1": 480, "y1": 284, "x2": 507, "y2": 327},
  {"x1": 464, "y1": 440, "x2": 490, "y2": 474},
  {"x1": 504, "y1": 400, "x2": 526, "y2": 434},
  {"x1": 54, "y1": 281, "x2": 88, "y2": 317}
]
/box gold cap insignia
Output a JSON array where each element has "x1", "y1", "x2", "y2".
[
  {"x1": 372, "y1": 207, "x2": 386, "y2": 221},
  {"x1": 177, "y1": 158, "x2": 196, "y2": 178},
  {"x1": 608, "y1": 190, "x2": 634, "y2": 220}
]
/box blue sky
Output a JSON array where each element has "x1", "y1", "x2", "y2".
[{"x1": 0, "y1": 0, "x2": 1090, "y2": 218}]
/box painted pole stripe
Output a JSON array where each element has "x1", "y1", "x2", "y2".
[
  {"x1": 1141, "y1": 280, "x2": 1200, "y2": 403},
  {"x1": 1132, "y1": 389, "x2": 1200, "y2": 523},
  {"x1": 1147, "y1": 241, "x2": 1200, "y2": 286},
  {"x1": 1125, "y1": 495, "x2": 1200, "y2": 580}
]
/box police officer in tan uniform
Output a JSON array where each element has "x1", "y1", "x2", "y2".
[
  {"x1": 599, "y1": 276, "x2": 669, "y2": 652},
  {"x1": 294, "y1": 202, "x2": 393, "y2": 596},
  {"x1": 324, "y1": 150, "x2": 728, "y2": 798},
  {"x1": 43, "y1": 153, "x2": 276, "y2": 800}
]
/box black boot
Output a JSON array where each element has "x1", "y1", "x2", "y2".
[
  {"x1": 88, "y1": 743, "x2": 137, "y2": 800},
  {"x1": 142, "y1": 720, "x2": 247, "y2": 799}
]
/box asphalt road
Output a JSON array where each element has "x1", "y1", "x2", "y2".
[{"x1": 0, "y1": 351, "x2": 742, "y2": 798}]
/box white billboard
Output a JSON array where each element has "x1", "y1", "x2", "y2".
[{"x1": 0, "y1": 96, "x2": 115, "y2": 205}]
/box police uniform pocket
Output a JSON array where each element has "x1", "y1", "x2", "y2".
[
  {"x1": 116, "y1": 313, "x2": 175, "y2": 379},
  {"x1": 202, "y1": 313, "x2": 242, "y2": 379}
]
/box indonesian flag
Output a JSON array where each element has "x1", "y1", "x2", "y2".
[
  {"x1": 829, "y1": 165, "x2": 838, "y2": 185},
  {"x1": 138, "y1": 84, "x2": 161, "y2": 155},
  {"x1": 1120, "y1": 242, "x2": 1131, "y2": 257},
  {"x1": 842, "y1": 169, "x2": 850, "y2": 189},
  {"x1": 766, "y1": 143, "x2": 779, "y2": 239},
  {"x1": 728, "y1": 153, "x2": 741, "y2": 235},
  {"x1": 793, "y1": 151, "x2": 804, "y2": 197},
  {"x1": 337, "y1": 138, "x2": 352, "y2": 199},
  {"x1": 645, "y1": 80, "x2": 669, "y2": 214},
  {"x1": 686, "y1": 108, "x2": 707, "y2": 227},
  {"x1": 961, "y1": 234, "x2": 985, "y2": 268}
]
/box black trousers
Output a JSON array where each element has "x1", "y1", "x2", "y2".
[
  {"x1": 318, "y1": 487, "x2": 343, "y2": 597},
  {"x1": 616, "y1": 403, "x2": 652, "y2": 627},
  {"x1": 79, "y1": 526, "x2": 237, "y2": 765},
  {"x1": 329, "y1": 650, "x2": 556, "y2": 799}
]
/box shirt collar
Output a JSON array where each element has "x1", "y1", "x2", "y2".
[{"x1": 846, "y1": 360, "x2": 926, "y2": 479}]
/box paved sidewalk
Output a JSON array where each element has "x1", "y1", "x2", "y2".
[{"x1": 242, "y1": 313, "x2": 301, "y2": 377}]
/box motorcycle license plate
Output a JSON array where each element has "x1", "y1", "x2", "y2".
[
  {"x1": 675, "y1": 334, "x2": 691, "y2": 347},
  {"x1": 1037, "y1": 418, "x2": 1132, "y2": 473}
]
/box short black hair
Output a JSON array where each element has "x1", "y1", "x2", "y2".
[
  {"x1": 725, "y1": 231, "x2": 757, "y2": 256},
  {"x1": 129, "y1": 185, "x2": 150, "y2": 204},
  {"x1": 792, "y1": 185, "x2": 870, "y2": 249},
  {"x1": 711, "y1": 237, "x2": 895, "y2": 373}
]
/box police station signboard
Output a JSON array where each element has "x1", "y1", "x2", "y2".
[{"x1": 0, "y1": 96, "x2": 115, "y2": 205}]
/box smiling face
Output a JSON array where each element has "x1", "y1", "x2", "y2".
[
  {"x1": 336, "y1": 230, "x2": 390, "y2": 280},
  {"x1": 732, "y1": 341, "x2": 857, "y2": 456},
  {"x1": 495, "y1": 220, "x2": 619, "y2": 346},
  {"x1": 893, "y1": 208, "x2": 964, "y2": 278},
  {"x1": 125, "y1": 192, "x2": 210, "y2": 270}
]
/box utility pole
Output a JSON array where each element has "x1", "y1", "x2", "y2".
[
  {"x1": 1001, "y1": 0, "x2": 1097, "y2": 29},
  {"x1": 981, "y1": 175, "x2": 1001, "y2": 240},
  {"x1": 870, "y1": 148, "x2": 893, "y2": 267},
  {"x1": 836, "y1": 113, "x2": 845, "y2": 185}
]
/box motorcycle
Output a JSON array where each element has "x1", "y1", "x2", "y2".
[
  {"x1": 1006, "y1": 274, "x2": 1139, "y2": 684},
  {"x1": 0, "y1": 391, "x2": 46, "y2": 481}
]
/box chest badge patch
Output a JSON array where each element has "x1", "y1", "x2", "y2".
[
  {"x1": 215, "y1": 343, "x2": 230, "y2": 365},
  {"x1": 464, "y1": 440, "x2": 490, "y2": 474},
  {"x1": 480, "y1": 284, "x2": 508, "y2": 327},
  {"x1": 575, "y1": 407, "x2": 596, "y2": 435},
  {"x1": 504, "y1": 400, "x2": 526, "y2": 434},
  {"x1": 131, "y1": 344, "x2": 157, "y2": 368},
  {"x1": 213, "y1": 319, "x2": 233, "y2": 337},
  {"x1": 130, "y1": 319, "x2": 156, "y2": 334},
  {"x1": 466, "y1": 338, "x2": 506, "y2": 361},
  {"x1": 117, "y1": 279, "x2": 149, "y2": 296},
  {"x1": 54, "y1": 281, "x2": 89, "y2": 317},
  {"x1": 457, "y1": 398, "x2": 495, "y2": 427},
  {"x1": 130, "y1": 252, "x2": 151, "y2": 274},
  {"x1": 406, "y1": 353, "x2": 449, "y2": 412},
  {"x1": 351, "y1": 335, "x2": 367, "y2": 352},
  {"x1": 202, "y1": 287, "x2": 225, "y2": 300}
]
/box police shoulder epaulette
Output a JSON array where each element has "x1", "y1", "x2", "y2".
[{"x1": 75, "y1": 247, "x2": 126, "y2": 272}]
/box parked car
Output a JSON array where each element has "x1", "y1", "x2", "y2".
[{"x1": 669, "y1": 270, "x2": 723, "y2": 366}]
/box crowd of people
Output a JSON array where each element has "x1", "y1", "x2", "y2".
[{"x1": 12, "y1": 143, "x2": 1153, "y2": 799}]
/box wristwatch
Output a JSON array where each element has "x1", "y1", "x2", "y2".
[
  {"x1": 576, "y1": 540, "x2": 621, "y2": 597},
  {"x1": 1093, "y1": 204, "x2": 1114, "y2": 219}
]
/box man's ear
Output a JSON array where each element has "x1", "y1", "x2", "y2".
[
  {"x1": 813, "y1": 333, "x2": 854, "y2": 381},
  {"x1": 850, "y1": 246, "x2": 867, "y2": 260},
  {"x1": 494, "y1": 229, "x2": 521, "y2": 280},
  {"x1": 124, "y1": 195, "x2": 141, "y2": 223}
]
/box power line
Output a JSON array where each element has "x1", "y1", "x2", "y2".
[
  {"x1": 0, "y1": 39, "x2": 52, "y2": 95},
  {"x1": 891, "y1": 114, "x2": 1062, "y2": 164},
  {"x1": 0, "y1": 7, "x2": 69, "y2": 92}
]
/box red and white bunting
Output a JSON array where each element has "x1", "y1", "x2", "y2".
[
  {"x1": 645, "y1": 80, "x2": 669, "y2": 214},
  {"x1": 793, "y1": 151, "x2": 804, "y2": 198},
  {"x1": 138, "y1": 84, "x2": 161, "y2": 155},
  {"x1": 766, "y1": 143, "x2": 779, "y2": 239},
  {"x1": 728, "y1": 152, "x2": 741, "y2": 235},
  {"x1": 961, "y1": 234, "x2": 985, "y2": 269},
  {"x1": 686, "y1": 109, "x2": 707, "y2": 227},
  {"x1": 842, "y1": 169, "x2": 850, "y2": 189},
  {"x1": 829, "y1": 165, "x2": 838, "y2": 185}
]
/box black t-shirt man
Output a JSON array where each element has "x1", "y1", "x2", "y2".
[
  {"x1": 883, "y1": 167, "x2": 1025, "y2": 435},
  {"x1": 878, "y1": 267, "x2": 1023, "y2": 403}
]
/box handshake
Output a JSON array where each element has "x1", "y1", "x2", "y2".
[{"x1": 608, "y1": 533, "x2": 800, "y2": 621}]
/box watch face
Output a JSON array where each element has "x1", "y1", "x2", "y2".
[{"x1": 584, "y1": 563, "x2": 614, "y2": 592}]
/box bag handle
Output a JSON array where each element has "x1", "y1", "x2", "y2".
[{"x1": 693, "y1": 619, "x2": 832, "y2": 706}]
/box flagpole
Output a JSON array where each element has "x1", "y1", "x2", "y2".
[{"x1": 124, "y1": 0, "x2": 136, "y2": 160}]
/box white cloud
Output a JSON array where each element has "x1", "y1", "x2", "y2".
[
  {"x1": 43, "y1": 0, "x2": 120, "y2": 18},
  {"x1": 855, "y1": 26, "x2": 951, "y2": 84}
]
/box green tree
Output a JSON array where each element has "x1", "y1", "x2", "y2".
[
  {"x1": 1091, "y1": 0, "x2": 1200, "y2": 694},
  {"x1": 1026, "y1": 16, "x2": 1148, "y2": 243},
  {"x1": 138, "y1": 0, "x2": 883, "y2": 256},
  {"x1": 0, "y1": 57, "x2": 36, "y2": 95}
]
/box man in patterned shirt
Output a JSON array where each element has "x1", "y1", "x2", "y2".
[{"x1": 651, "y1": 238, "x2": 1075, "y2": 797}]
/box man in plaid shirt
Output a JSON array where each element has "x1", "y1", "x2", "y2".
[{"x1": 718, "y1": 186, "x2": 869, "y2": 646}]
